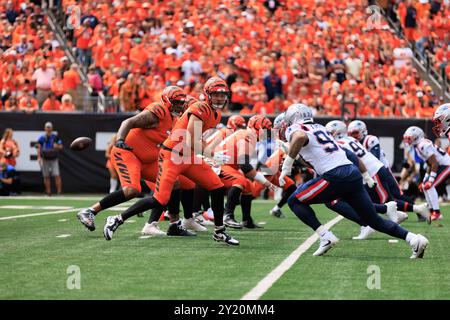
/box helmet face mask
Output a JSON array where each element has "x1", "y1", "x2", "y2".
[
  {"x1": 248, "y1": 115, "x2": 272, "y2": 141},
  {"x1": 161, "y1": 86, "x2": 186, "y2": 117},
  {"x1": 227, "y1": 115, "x2": 246, "y2": 130},
  {"x1": 170, "y1": 98, "x2": 186, "y2": 117},
  {"x1": 403, "y1": 126, "x2": 424, "y2": 146},
  {"x1": 209, "y1": 92, "x2": 229, "y2": 109},
  {"x1": 432, "y1": 104, "x2": 450, "y2": 137},
  {"x1": 274, "y1": 113, "x2": 287, "y2": 141},
  {"x1": 326, "y1": 120, "x2": 347, "y2": 139},
  {"x1": 203, "y1": 77, "x2": 230, "y2": 110},
  {"x1": 347, "y1": 120, "x2": 367, "y2": 141}
]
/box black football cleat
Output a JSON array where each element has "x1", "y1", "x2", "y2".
[
  {"x1": 167, "y1": 221, "x2": 196, "y2": 236},
  {"x1": 242, "y1": 220, "x2": 263, "y2": 229},
  {"x1": 213, "y1": 227, "x2": 239, "y2": 246},
  {"x1": 224, "y1": 214, "x2": 243, "y2": 229},
  {"x1": 77, "y1": 208, "x2": 96, "y2": 231}
]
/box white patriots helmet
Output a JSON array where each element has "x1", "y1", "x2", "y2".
[
  {"x1": 347, "y1": 120, "x2": 368, "y2": 141},
  {"x1": 273, "y1": 112, "x2": 287, "y2": 141},
  {"x1": 403, "y1": 126, "x2": 425, "y2": 146},
  {"x1": 432, "y1": 103, "x2": 450, "y2": 138},
  {"x1": 284, "y1": 103, "x2": 313, "y2": 126},
  {"x1": 326, "y1": 120, "x2": 347, "y2": 139}
]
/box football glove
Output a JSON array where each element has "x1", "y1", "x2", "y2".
[
  {"x1": 362, "y1": 172, "x2": 376, "y2": 188},
  {"x1": 115, "y1": 139, "x2": 133, "y2": 151},
  {"x1": 212, "y1": 151, "x2": 230, "y2": 165}
]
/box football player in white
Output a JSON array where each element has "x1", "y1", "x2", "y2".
[
  {"x1": 278, "y1": 104, "x2": 429, "y2": 258},
  {"x1": 403, "y1": 126, "x2": 450, "y2": 221}
]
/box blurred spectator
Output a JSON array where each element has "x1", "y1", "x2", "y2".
[
  {"x1": 264, "y1": 69, "x2": 283, "y2": 101},
  {"x1": 74, "y1": 19, "x2": 93, "y2": 67},
  {"x1": 0, "y1": 128, "x2": 19, "y2": 167},
  {"x1": 36, "y1": 122, "x2": 63, "y2": 196},
  {"x1": 230, "y1": 75, "x2": 249, "y2": 111},
  {"x1": 0, "y1": 158, "x2": 19, "y2": 196},
  {"x1": 181, "y1": 52, "x2": 202, "y2": 84},
  {"x1": 60, "y1": 94, "x2": 76, "y2": 112},
  {"x1": 32, "y1": 59, "x2": 55, "y2": 107},
  {"x1": 119, "y1": 73, "x2": 138, "y2": 112},
  {"x1": 18, "y1": 92, "x2": 38, "y2": 113},
  {"x1": 50, "y1": 71, "x2": 65, "y2": 100},
  {"x1": 393, "y1": 39, "x2": 414, "y2": 69},
  {"x1": 63, "y1": 64, "x2": 81, "y2": 107},
  {"x1": 4, "y1": 95, "x2": 19, "y2": 111},
  {"x1": 42, "y1": 92, "x2": 61, "y2": 111}
]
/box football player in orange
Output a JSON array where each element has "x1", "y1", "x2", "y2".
[
  {"x1": 104, "y1": 77, "x2": 240, "y2": 246},
  {"x1": 252, "y1": 142, "x2": 297, "y2": 218},
  {"x1": 193, "y1": 115, "x2": 248, "y2": 222},
  {"x1": 205, "y1": 114, "x2": 247, "y2": 149},
  {"x1": 215, "y1": 115, "x2": 276, "y2": 229},
  {"x1": 77, "y1": 86, "x2": 202, "y2": 236}
]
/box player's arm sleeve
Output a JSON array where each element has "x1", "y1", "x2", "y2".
[
  {"x1": 147, "y1": 103, "x2": 167, "y2": 121},
  {"x1": 343, "y1": 147, "x2": 359, "y2": 167},
  {"x1": 188, "y1": 103, "x2": 210, "y2": 123},
  {"x1": 369, "y1": 144, "x2": 381, "y2": 160}
]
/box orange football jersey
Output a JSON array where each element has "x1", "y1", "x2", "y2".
[
  {"x1": 125, "y1": 102, "x2": 176, "y2": 163},
  {"x1": 163, "y1": 102, "x2": 221, "y2": 150},
  {"x1": 206, "y1": 127, "x2": 234, "y2": 147},
  {"x1": 215, "y1": 128, "x2": 257, "y2": 170}
]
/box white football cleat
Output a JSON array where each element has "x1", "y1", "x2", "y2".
[
  {"x1": 352, "y1": 226, "x2": 376, "y2": 240},
  {"x1": 182, "y1": 217, "x2": 208, "y2": 232},
  {"x1": 313, "y1": 232, "x2": 339, "y2": 256},
  {"x1": 386, "y1": 201, "x2": 408, "y2": 224},
  {"x1": 141, "y1": 222, "x2": 166, "y2": 236},
  {"x1": 409, "y1": 234, "x2": 429, "y2": 259},
  {"x1": 396, "y1": 211, "x2": 409, "y2": 224},
  {"x1": 414, "y1": 203, "x2": 431, "y2": 223}
]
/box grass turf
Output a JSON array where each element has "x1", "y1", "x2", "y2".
[{"x1": 0, "y1": 197, "x2": 448, "y2": 299}]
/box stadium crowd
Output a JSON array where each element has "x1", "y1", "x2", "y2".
[{"x1": 0, "y1": 0, "x2": 448, "y2": 117}]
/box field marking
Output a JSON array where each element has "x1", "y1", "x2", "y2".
[
  {"x1": 56, "y1": 234, "x2": 71, "y2": 238},
  {"x1": 0, "y1": 205, "x2": 73, "y2": 210},
  {"x1": 58, "y1": 219, "x2": 68, "y2": 222},
  {"x1": 241, "y1": 215, "x2": 343, "y2": 300},
  {"x1": 0, "y1": 208, "x2": 82, "y2": 221}
]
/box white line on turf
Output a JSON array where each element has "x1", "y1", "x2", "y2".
[
  {"x1": 58, "y1": 219, "x2": 68, "y2": 222},
  {"x1": 56, "y1": 234, "x2": 71, "y2": 238},
  {"x1": 0, "y1": 208, "x2": 82, "y2": 221},
  {"x1": 0, "y1": 205, "x2": 73, "y2": 210},
  {"x1": 241, "y1": 215, "x2": 344, "y2": 300},
  {"x1": 139, "y1": 236, "x2": 152, "y2": 239}
]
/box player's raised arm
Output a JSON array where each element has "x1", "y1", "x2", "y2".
[{"x1": 115, "y1": 110, "x2": 160, "y2": 150}]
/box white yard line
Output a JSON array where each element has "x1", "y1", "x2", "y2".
[
  {"x1": 0, "y1": 205, "x2": 73, "y2": 210},
  {"x1": 241, "y1": 216, "x2": 344, "y2": 300},
  {"x1": 0, "y1": 208, "x2": 82, "y2": 221}
]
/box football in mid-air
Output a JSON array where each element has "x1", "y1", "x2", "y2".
[{"x1": 70, "y1": 137, "x2": 92, "y2": 151}]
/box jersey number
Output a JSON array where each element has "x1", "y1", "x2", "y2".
[
  {"x1": 314, "y1": 131, "x2": 339, "y2": 153},
  {"x1": 349, "y1": 141, "x2": 366, "y2": 157},
  {"x1": 437, "y1": 146, "x2": 447, "y2": 156}
]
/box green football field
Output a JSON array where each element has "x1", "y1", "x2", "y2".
[{"x1": 0, "y1": 196, "x2": 449, "y2": 300}]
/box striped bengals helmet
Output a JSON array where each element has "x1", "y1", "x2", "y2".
[
  {"x1": 248, "y1": 115, "x2": 272, "y2": 138},
  {"x1": 227, "y1": 115, "x2": 246, "y2": 130},
  {"x1": 161, "y1": 86, "x2": 187, "y2": 116},
  {"x1": 203, "y1": 77, "x2": 230, "y2": 109},
  {"x1": 185, "y1": 95, "x2": 198, "y2": 109}
]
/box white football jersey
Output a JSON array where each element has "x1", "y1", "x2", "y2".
[
  {"x1": 337, "y1": 136, "x2": 384, "y2": 177},
  {"x1": 285, "y1": 122, "x2": 352, "y2": 176},
  {"x1": 415, "y1": 139, "x2": 450, "y2": 166},
  {"x1": 362, "y1": 135, "x2": 390, "y2": 168}
]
